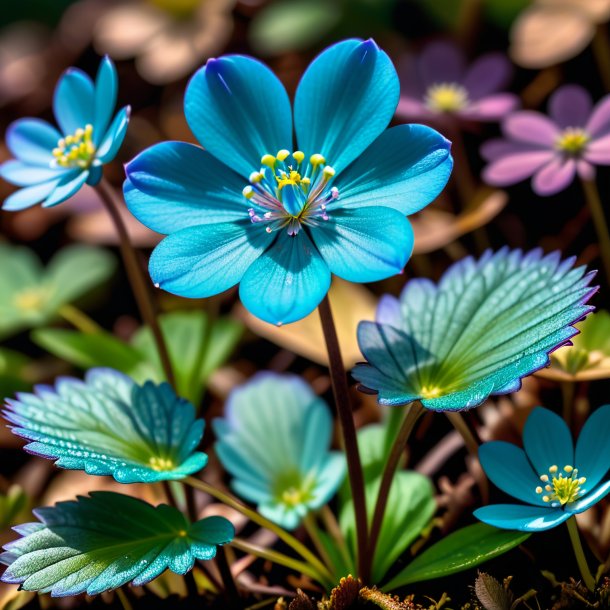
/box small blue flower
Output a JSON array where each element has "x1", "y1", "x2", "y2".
[
  {"x1": 0, "y1": 56, "x2": 130, "y2": 211},
  {"x1": 475, "y1": 406, "x2": 610, "y2": 531},
  {"x1": 353, "y1": 249, "x2": 596, "y2": 411},
  {"x1": 124, "y1": 38, "x2": 453, "y2": 325},
  {"x1": 213, "y1": 372, "x2": 346, "y2": 530}
]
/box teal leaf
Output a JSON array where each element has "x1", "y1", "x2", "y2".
[
  {"x1": 354, "y1": 249, "x2": 596, "y2": 411},
  {"x1": 0, "y1": 492, "x2": 234, "y2": 596},
  {"x1": 4, "y1": 368, "x2": 207, "y2": 483},
  {"x1": 0, "y1": 244, "x2": 114, "y2": 339},
  {"x1": 341, "y1": 471, "x2": 436, "y2": 583},
  {"x1": 384, "y1": 523, "x2": 530, "y2": 589}
]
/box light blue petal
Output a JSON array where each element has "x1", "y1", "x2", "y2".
[
  {"x1": 575, "y1": 405, "x2": 610, "y2": 490},
  {"x1": 311, "y1": 206, "x2": 413, "y2": 283},
  {"x1": 239, "y1": 231, "x2": 331, "y2": 325},
  {"x1": 125, "y1": 142, "x2": 247, "y2": 233},
  {"x1": 376, "y1": 294, "x2": 401, "y2": 326},
  {"x1": 96, "y1": 106, "x2": 130, "y2": 163},
  {"x1": 259, "y1": 501, "x2": 302, "y2": 531},
  {"x1": 523, "y1": 407, "x2": 574, "y2": 477},
  {"x1": 309, "y1": 453, "x2": 346, "y2": 508},
  {"x1": 53, "y1": 68, "x2": 95, "y2": 135},
  {"x1": 479, "y1": 441, "x2": 547, "y2": 506},
  {"x1": 0, "y1": 160, "x2": 67, "y2": 186},
  {"x1": 184, "y1": 55, "x2": 292, "y2": 178},
  {"x1": 334, "y1": 124, "x2": 453, "y2": 214},
  {"x1": 93, "y1": 56, "x2": 118, "y2": 143},
  {"x1": 3, "y1": 181, "x2": 60, "y2": 211},
  {"x1": 150, "y1": 221, "x2": 271, "y2": 298},
  {"x1": 6, "y1": 119, "x2": 60, "y2": 166},
  {"x1": 294, "y1": 39, "x2": 399, "y2": 173},
  {"x1": 42, "y1": 170, "x2": 88, "y2": 207},
  {"x1": 474, "y1": 504, "x2": 570, "y2": 531},
  {"x1": 569, "y1": 480, "x2": 610, "y2": 513}
]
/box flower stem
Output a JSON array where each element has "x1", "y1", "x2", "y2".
[
  {"x1": 320, "y1": 505, "x2": 352, "y2": 570},
  {"x1": 566, "y1": 516, "x2": 596, "y2": 592},
  {"x1": 581, "y1": 178, "x2": 610, "y2": 286},
  {"x1": 115, "y1": 588, "x2": 133, "y2": 610},
  {"x1": 57, "y1": 304, "x2": 103, "y2": 334},
  {"x1": 230, "y1": 538, "x2": 331, "y2": 587},
  {"x1": 317, "y1": 294, "x2": 368, "y2": 582},
  {"x1": 215, "y1": 546, "x2": 240, "y2": 601},
  {"x1": 95, "y1": 177, "x2": 175, "y2": 387},
  {"x1": 593, "y1": 24, "x2": 610, "y2": 93},
  {"x1": 303, "y1": 513, "x2": 336, "y2": 574},
  {"x1": 183, "y1": 476, "x2": 333, "y2": 584},
  {"x1": 367, "y1": 402, "x2": 424, "y2": 571}
]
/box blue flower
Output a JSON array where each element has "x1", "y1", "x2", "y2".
[
  {"x1": 124, "y1": 38, "x2": 453, "y2": 325},
  {"x1": 213, "y1": 372, "x2": 346, "y2": 530},
  {"x1": 353, "y1": 249, "x2": 596, "y2": 411},
  {"x1": 0, "y1": 56, "x2": 129, "y2": 211},
  {"x1": 475, "y1": 406, "x2": 610, "y2": 531}
]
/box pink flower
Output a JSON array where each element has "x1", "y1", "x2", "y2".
[
  {"x1": 482, "y1": 85, "x2": 610, "y2": 196},
  {"x1": 396, "y1": 41, "x2": 519, "y2": 125}
]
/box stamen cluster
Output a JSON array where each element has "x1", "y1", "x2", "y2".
[
  {"x1": 555, "y1": 128, "x2": 590, "y2": 156},
  {"x1": 535, "y1": 464, "x2": 586, "y2": 507},
  {"x1": 52, "y1": 124, "x2": 96, "y2": 169},
  {"x1": 425, "y1": 82, "x2": 469, "y2": 113}
]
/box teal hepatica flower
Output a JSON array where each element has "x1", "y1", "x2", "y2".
[
  {"x1": 475, "y1": 406, "x2": 610, "y2": 531},
  {"x1": 0, "y1": 56, "x2": 129, "y2": 211},
  {"x1": 124, "y1": 38, "x2": 453, "y2": 325},
  {"x1": 353, "y1": 249, "x2": 596, "y2": 411},
  {"x1": 213, "y1": 373, "x2": 346, "y2": 529},
  {"x1": 3, "y1": 368, "x2": 207, "y2": 483}
]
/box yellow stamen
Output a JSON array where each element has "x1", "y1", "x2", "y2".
[
  {"x1": 53, "y1": 123, "x2": 96, "y2": 169},
  {"x1": 310, "y1": 153, "x2": 325, "y2": 166},
  {"x1": 276, "y1": 149, "x2": 290, "y2": 161},
  {"x1": 292, "y1": 151, "x2": 305, "y2": 163},
  {"x1": 148, "y1": 456, "x2": 175, "y2": 471},
  {"x1": 556, "y1": 128, "x2": 590, "y2": 155},
  {"x1": 322, "y1": 165, "x2": 336, "y2": 178},
  {"x1": 535, "y1": 464, "x2": 585, "y2": 506},
  {"x1": 261, "y1": 154, "x2": 276, "y2": 167},
  {"x1": 425, "y1": 82, "x2": 469, "y2": 113}
]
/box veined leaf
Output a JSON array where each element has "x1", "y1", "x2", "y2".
[
  {"x1": 0, "y1": 492, "x2": 234, "y2": 596},
  {"x1": 384, "y1": 523, "x2": 530, "y2": 589},
  {"x1": 3, "y1": 368, "x2": 207, "y2": 483}
]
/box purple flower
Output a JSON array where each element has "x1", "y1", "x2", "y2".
[
  {"x1": 482, "y1": 85, "x2": 610, "y2": 196},
  {"x1": 396, "y1": 41, "x2": 519, "y2": 125}
]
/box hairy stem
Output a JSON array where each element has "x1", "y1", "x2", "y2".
[{"x1": 318, "y1": 294, "x2": 368, "y2": 581}]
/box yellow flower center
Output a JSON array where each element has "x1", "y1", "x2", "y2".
[
  {"x1": 274, "y1": 470, "x2": 316, "y2": 509},
  {"x1": 535, "y1": 464, "x2": 586, "y2": 506},
  {"x1": 420, "y1": 385, "x2": 443, "y2": 399},
  {"x1": 148, "y1": 456, "x2": 176, "y2": 471},
  {"x1": 13, "y1": 288, "x2": 47, "y2": 312},
  {"x1": 555, "y1": 128, "x2": 590, "y2": 155},
  {"x1": 52, "y1": 124, "x2": 96, "y2": 169},
  {"x1": 425, "y1": 83, "x2": 469, "y2": 113},
  {"x1": 147, "y1": 0, "x2": 201, "y2": 18}
]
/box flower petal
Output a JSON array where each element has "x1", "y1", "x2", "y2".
[
  {"x1": 460, "y1": 94, "x2": 520, "y2": 121},
  {"x1": 184, "y1": 55, "x2": 292, "y2": 179},
  {"x1": 479, "y1": 441, "x2": 547, "y2": 506},
  {"x1": 474, "y1": 503, "x2": 570, "y2": 531},
  {"x1": 311, "y1": 207, "x2": 413, "y2": 283},
  {"x1": 586, "y1": 95, "x2": 610, "y2": 137},
  {"x1": 125, "y1": 142, "x2": 247, "y2": 234},
  {"x1": 549, "y1": 85, "x2": 592, "y2": 129},
  {"x1": 6, "y1": 119, "x2": 61, "y2": 166},
  {"x1": 53, "y1": 68, "x2": 95, "y2": 135},
  {"x1": 94, "y1": 56, "x2": 118, "y2": 143},
  {"x1": 418, "y1": 41, "x2": 465, "y2": 87},
  {"x1": 523, "y1": 407, "x2": 574, "y2": 477},
  {"x1": 376, "y1": 294, "x2": 401, "y2": 326},
  {"x1": 482, "y1": 150, "x2": 554, "y2": 186},
  {"x1": 0, "y1": 160, "x2": 67, "y2": 187},
  {"x1": 503, "y1": 111, "x2": 560, "y2": 146},
  {"x1": 569, "y1": 480, "x2": 610, "y2": 514},
  {"x1": 585, "y1": 133, "x2": 610, "y2": 164},
  {"x1": 395, "y1": 97, "x2": 433, "y2": 122},
  {"x1": 2, "y1": 181, "x2": 61, "y2": 211},
  {"x1": 462, "y1": 53, "x2": 512, "y2": 99},
  {"x1": 480, "y1": 139, "x2": 547, "y2": 162},
  {"x1": 96, "y1": 106, "x2": 130, "y2": 163},
  {"x1": 532, "y1": 157, "x2": 576, "y2": 196},
  {"x1": 239, "y1": 231, "x2": 331, "y2": 325},
  {"x1": 334, "y1": 124, "x2": 452, "y2": 215},
  {"x1": 294, "y1": 38, "x2": 399, "y2": 173},
  {"x1": 42, "y1": 170, "x2": 87, "y2": 208},
  {"x1": 150, "y1": 221, "x2": 271, "y2": 298},
  {"x1": 574, "y1": 405, "x2": 610, "y2": 490}
]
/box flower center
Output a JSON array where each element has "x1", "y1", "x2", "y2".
[
  {"x1": 425, "y1": 83, "x2": 469, "y2": 113},
  {"x1": 555, "y1": 128, "x2": 590, "y2": 156},
  {"x1": 420, "y1": 385, "x2": 442, "y2": 399},
  {"x1": 535, "y1": 464, "x2": 586, "y2": 507},
  {"x1": 148, "y1": 456, "x2": 176, "y2": 471},
  {"x1": 244, "y1": 150, "x2": 338, "y2": 236},
  {"x1": 273, "y1": 469, "x2": 316, "y2": 508},
  {"x1": 147, "y1": 0, "x2": 201, "y2": 18},
  {"x1": 13, "y1": 288, "x2": 47, "y2": 312},
  {"x1": 52, "y1": 124, "x2": 96, "y2": 169}
]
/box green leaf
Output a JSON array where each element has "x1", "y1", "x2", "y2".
[
  {"x1": 413, "y1": 0, "x2": 528, "y2": 29},
  {"x1": 0, "y1": 348, "x2": 31, "y2": 400},
  {"x1": 249, "y1": 0, "x2": 341, "y2": 55},
  {"x1": 0, "y1": 486, "x2": 28, "y2": 530},
  {"x1": 341, "y1": 471, "x2": 435, "y2": 583},
  {"x1": 4, "y1": 368, "x2": 208, "y2": 483},
  {"x1": 31, "y1": 328, "x2": 143, "y2": 373},
  {"x1": 384, "y1": 523, "x2": 530, "y2": 589},
  {"x1": 1, "y1": 492, "x2": 234, "y2": 596}
]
